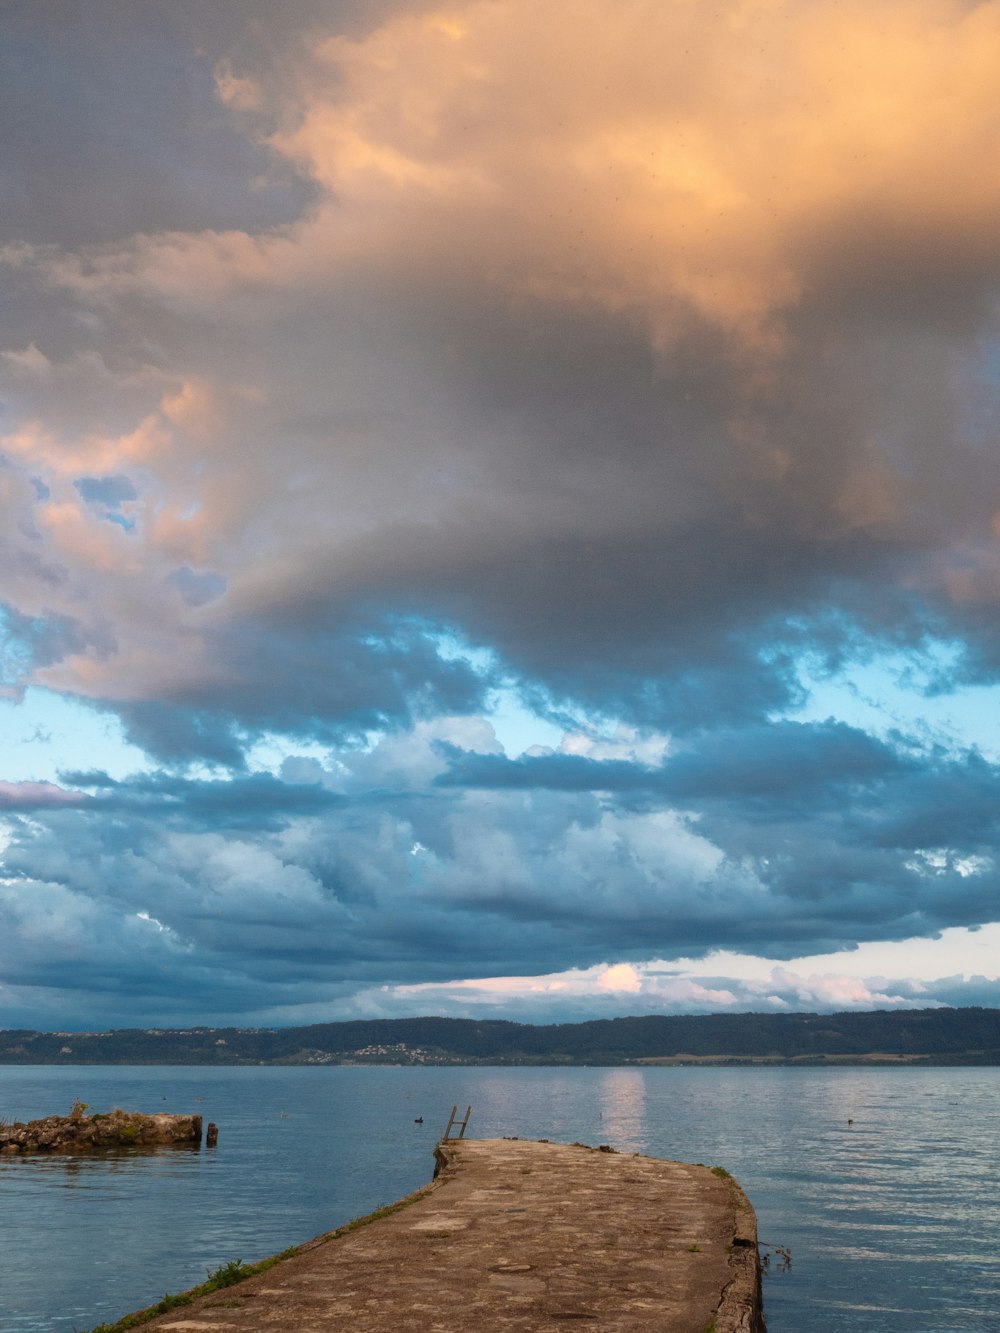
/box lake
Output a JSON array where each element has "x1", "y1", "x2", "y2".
[{"x1": 1, "y1": 1064, "x2": 998, "y2": 1332}]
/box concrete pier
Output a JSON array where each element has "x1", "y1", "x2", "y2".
[{"x1": 123, "y1": 1139, "x2": 765, "y2": 1332}]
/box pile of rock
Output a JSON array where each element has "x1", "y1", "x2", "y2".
[{"x1": 0, "y1": 1104, "x2": 203, "y2": 1153}]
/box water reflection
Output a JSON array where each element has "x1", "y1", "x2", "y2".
[
  {"x1": 597, "y1": 1068, "x2": 646, "y2": 1151},
  {"x1": 0, "y1": 1143, "x2": 204, "y2": 1189}
]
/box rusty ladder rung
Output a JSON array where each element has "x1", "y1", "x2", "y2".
[{"x1": 442, "y1": 1104, "x2": 473, "y2": 1140}]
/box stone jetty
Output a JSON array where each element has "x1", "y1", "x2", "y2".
[
  {"x1": 118, "y1": 1138, "x2": 765, "y2": 1332},
  {"x1": 0, "y1": 1105, "x2": 203, "y2": 1153}
]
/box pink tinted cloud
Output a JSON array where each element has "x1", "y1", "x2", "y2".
[{"x1": 0, "y1": 781, "x2": 87, "y2": 810}]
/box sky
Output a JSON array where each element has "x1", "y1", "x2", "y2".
[{"x1": 3, "y1": 0, "x2": 1000, "y2": 1031}]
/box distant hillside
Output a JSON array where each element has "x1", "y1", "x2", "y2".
[{"x1": 2, "y1": 1008, "x2": 1000, "y2": 1065}]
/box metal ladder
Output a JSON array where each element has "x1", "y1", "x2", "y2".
[{"x1": 442, "y1": 1104, "x2": 473, "y2": 1140}]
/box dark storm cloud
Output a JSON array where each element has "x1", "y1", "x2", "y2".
[
  {"x1": 437, "y1": 720, "x2": 901, "y2": 803},
  {"x1": 434, "y1": 746, "x2": 653, "y2": 792},
  {"x1": 106, "y1": 615, "x2": 489, "y2": 766},
  {"x1": 5, "y1": 8, "x2": 1000, "y2": 744},
  {"x1": 433, "y1": 719, "x2": 1000, "y2": 946},
  {"x1": 58, "y1": 768, "x2": 346, "y2": 828},
  {"x1": 0, "y1": 717, "x2": 997, "y2": 1024},
  {"x1": 0, "y1": 1, "x2": 318, "y2": 248}
]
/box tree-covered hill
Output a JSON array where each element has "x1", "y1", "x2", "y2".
[{"x1": 2, "y1": 1007, "x2": 1000, "y2": 1065}]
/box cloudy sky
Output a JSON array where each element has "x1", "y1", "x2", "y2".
[{"x1": 3, "y1": 0, "x2": 1000, "y2": 1030}]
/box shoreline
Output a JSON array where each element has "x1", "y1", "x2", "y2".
[{"x1": 1, "y1": 1052, "x2": 997, "y2": 1067}]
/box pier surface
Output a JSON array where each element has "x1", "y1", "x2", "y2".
[{"x1": 132, "y1": 1138, "x2": 764, "y2": 1332}]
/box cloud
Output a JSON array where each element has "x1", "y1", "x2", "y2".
[
  {"x1": 0, "y1": 1, "x2": 320, "y2": 250},
  {"x1": 355, "y1": 960, "x2": 1000, "y2": 1024},
  {"x1": 5, "y1": 1, "x2": 1000, "y2": 745},
  {"x1": 0, "y1": 715, "x2": 997, "y2": 1024},
  {"x1": 596, "y1": 963, "x2": 643, "y2": 995},
  {"x1": 353, "y1": 935, "x2": 1000, "y2": 1022},
  {"x1": 0, "y1": 780, "x2": 86, "y2": 810},
  {"x1": 3, "y1": 1, "x2": 1000, "y2": 1023}
]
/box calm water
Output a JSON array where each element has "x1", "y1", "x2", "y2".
[{"x1": 1, "y1": 1065, "x2": 998, "y2": 1332}]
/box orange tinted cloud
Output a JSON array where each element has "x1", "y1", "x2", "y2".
[
  {"x1": 263, "y1": 0, "x2": 1000, "y2": 351},
  {"x1": 22, "y1": 0, "x2": 999, "y2": 358},
  {"x1": 5, "y1": 0, "x2": 1000, "y2": 721}
]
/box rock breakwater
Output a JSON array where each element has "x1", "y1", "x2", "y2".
[{"x1": 0, "y1": 1105, "x2": 203, "y2": 1153}]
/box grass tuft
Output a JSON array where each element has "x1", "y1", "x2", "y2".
[
  {"x1": 80, "y1": 1248, "x2": 301, "y2": 1332},
  {"x1": 79, "y1": 1184, "x2": 435, "y2": 1333}
]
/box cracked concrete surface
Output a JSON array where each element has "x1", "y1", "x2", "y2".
[{"x1": 131, "y1": 1138, "x2": 765, "y2": 1332}]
